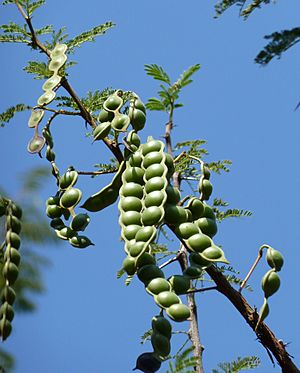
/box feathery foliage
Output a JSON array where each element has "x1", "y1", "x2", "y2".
[
  {"x1": 145, "y1": 64, "x2": 200, "y2": 113},
  {"x1": 140, "y1": 329, "x2": 152, "y2": 344},
  {"x1": 66, "y1": 22, "x2": 115, "y2": 52},
  {"x1": 0, "y1": 104, "x2": 31, "y2": 127},
  {"x1": 167, "y1": 346, "x2": 199, "y2": 373},
  {"x1": 23, "y1": 61, "x2": 52, "y2": 79},
  {"x1": 255, "y1": 28, "x2": 300, "y2": 65},
  {"x1": 213, "y1": 199, "x2": 252, "y2": 221},
  {"x1": 219, "y1": 265, "x2": 253, "y2": 291},
  {"x1": 212, "y1": 356, "x2": 260, "y2": 372},
  {"x1": 2, "y1": 0, "x2": 46, "y2": 16},
  {"x1": 214, "y1": 0, "x2": 272, "y2": 18}
]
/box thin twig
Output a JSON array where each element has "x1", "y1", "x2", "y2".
[
  {"x1": 77, "y1": 169, "x2": 117, "y2": 176},
  {"x1": 186, "y1": 286, "x2": 218, "y2": 294}
]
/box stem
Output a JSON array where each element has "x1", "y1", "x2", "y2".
[
  {"x1": 77, "y1": 169, "x2": 118, "y2": 176},
  {"x1": 164, "y1": 105, "x2": 204, "y2": 373}
]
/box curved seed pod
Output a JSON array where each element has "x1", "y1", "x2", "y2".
[
  {"x1": 133, "y1": 352, "x2": 161, "y2": 373},
  {"x1": 185, "y1": 197, "x2": 204, "y2": 220},
  {"x1": 1, "y1": 286, "x2": 16, "y2": 305},
  {"x1": 51, "y1": 43, "x2": 68, "y2": 57},
  {"x1": 103, "y1": 91, "x2": 123, "y2": 112},
  {"x1": 125, "y1": 130, "x2": 141, "y2": 153},
  {"x1": 56, "y1": 226, "x2": 76, "y2": 240},
  {"x1": 93, "y1": 121, "x2": 111, "y2": 141},
  {"x1": 4, "y1": 247, "x2": 21, "y2": 266},
  {"x1": 81, "y1": 161, "x2": 125, "y2": 212},
  {"x1": 255, "y1": 298, "x2": 270, "y2": 331},
  {"x1": 59, "y1": 169, "x2": 79, "y2": 190},
  {"x1": 189, "y1": 252, "x2": 213, "y2": 269},
  {"x1": 166, "y1": 303, "x2": 191, "y2": 322},
  {"x1": 164, "y1": 204, "x2": 189, "y2": 225},
  {"x1": 146, "y1": 278, "x2": 171, "y2": 295},
  {"x1": 196, "y1": 217, "x2": 218, "y2": 237},
  {"x1": 69, "y1": 235, "x2": 94, "y2": 248},
  {"x1": 50, "y1": 218, "x2": 65, "y2": 230},
  {"x1": 46, "y1": 204, "x2": 63, "y2": 219},
  {"x1": 266, "y1": 247, "x2": 284, "y2": 272},
  {"x1": 42, "y1": 75, "x2": 61, "y2": 91},
  {"x1": 129, "y1": 96, "x2": 146, "y2": 132},
  {"x1": 98, "y1": 109, "x2": 114, "y2": 123},
  {"x1": 28, "y1": 109, "x2": 44, "y2": 128},
  {"x1": 60, "y1": 188, "x2": 82, "y2": 209},
  {"x1": 0, "y1": 319, "x2": 12, "y2": 341},
  {"x1": 0, "y1": 303, "x2": 14, "y2": 322},
  {"x1": 2, "y1": 262, "x2": 19, "y2": 285},
  {"x1": 151, "y1": 333, "x2": 171, "y2": 358},
  {"x1": 27, "y1": 134, "x2": 46, "y2": 153},
  {"x1": 261, "y1": 269, "x2": 280, "y2": 298},
  {"x1": 7, "y1": 215, "x2": 21, "y2": 234},
  {"x1": 6, "y1": 232, "x2": 21, "y2": 250},
  {"x1": 122, "y1": 255, "x2": 137, "y2": 275},
  {"x1": 48, "y1": 54, "x2": 67, "y2": 72},
  {"x1": 137, "y1": 264, "x2": 165, "y2": 286},
  {"x1": 70, "y1": 213, "x2": 90, "y2": 231},
  {"x1": 37, "y1": 90, "x2": 56, "y2": 106},
  {"x1": 169, "y1": 275, "x2": 191, "y2": 295},
  {"x1": 111, "y1": 113, "x2": 130, "y2": 132},
  {"x1": 154, "y1": 291, "x2": 181, "y2": 309},
  {"x1": 183, "y1": 266, "x2": 203, "y2": 279},
  {"x1": 199, "y1": 164, "x2": 213, "y2": 201},
  {"x1": 152, "y1": 315, "x2": 172, "y2": 338}
]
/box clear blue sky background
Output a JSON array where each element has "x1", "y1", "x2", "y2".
[{"x1": 1, "y1": 1, "x2": 300, "y2": 372}]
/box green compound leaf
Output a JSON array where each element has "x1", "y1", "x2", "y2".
[
  {"x1": 145, "y1": 64, "x2": 171, "y2": 85},
  {"x1": 26, "y1": 0, "x2": 46, "y2": 16},
  {"x1": 255, "y1": 27, "x2": 300, "y2": 65},
  {"x1": 23, "y1": 61, "x2": 52, "y2": 79},
  {"x1": 173, "y1": 64, "x2": 201, "y2": 90},
  {"x1": 214, "y1": 0, "x2": 272, "y2": 18},
  {"x1": 0, "y1": 104, "x2": 31, "y2": 127},
  {"x1": 167, "y1": 346, "x2": 199, "y2": 373},
  {"x1": 213, "y1": 356, "x2": 261, "y2": 373},
  {"x1": 66, "y1": 22, "x2": 115, "y2": 51}
]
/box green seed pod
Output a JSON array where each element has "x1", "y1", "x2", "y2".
[
  {"x1": 175, "y1": 222, "x2": 199, "y2": 240},
  {"x1": 197, "y1": 217, "x2": 218, "y2": 237},
  {"x1": 201, "y1": 246, "x2": 222, "y2": 260},
  {"x1": 48, "y1": 54, "x2": 67, "y2": 71},
  {"x1": 128, "y1": 151, "x2": 143, "y2": 168},
  {"x1": 169, "y1": 275, "x2": 190, "y2": 295},
  {"x1": 146, "y1": 278, "x2": 171, "y2": 295},
  {"x1": 0, "y1": 318, "x2": 12, "y2": 341},
  {"x1": 145, "y1": 164, "x2": 165, "y2": 180},
  {"x1": 59, "y1": 170, "x2": 78, "y2": 190},
  {"x1": 69, "y1": 235, "x2": 94, "y2": 248},
  {"x1": 60, "y1": 188, "x2": 82, "y2": 209},
  {"x1": 123, "y1": 167, "x2": 145, "y2": 184},
  {"x1": 46, "y1": 148, "x2": 56, "y2": 162},
  {"x1": 135, "y1": 226, "x2": 156, "y2": 242},
  {"x1": 137, "y1": 264, "x2": 165, "y2": 285},
  {"x1": 121, "y1": 211, "x2": 141, "y2": 226},
  {"x1": 129, "y1": 241, "x2": 147, "y2": 257},
  {"x1": 133, "y1": 98, "x2": 146, "y2": 114},
  {"x1": 151, "y1": 333, "x2": 171, "y2": 357},
  {"x1": 0, "y1": 302, "x2": 14, "y2": 322},
  {"x1": 144, "y1": 191, "x2": 165, "y2": 208},
  {"x1": 98, "y1": 109, "x2": 114, "y2": 123},
  {"x1": 166, "y1": 303, "x2": 191, "y2": 322},
  {"x1": 133, "y1": 352, "x2": 161, "y2": 373},
  {"x1": 155, "y1": 291, "x2": 180, "y2": 308},
  {"x1": 111, "y1": 113, "x2": 130, "y2": 132},
  {"x1": 0, "y1": 197, "x2": 6, "y2": 217},
  {"x1": 189, "y1": 252, "x2": 212, "y2": 269},
  {"x1": 46, "y1": 196, "x2": 60, "y2": 206},
  {"x1": 70, "y1": 213, "x2": 90, "y2": 231},
  {"x1": 121, "y1": 182, "x2": 144, "y2": 199},
  {"x1": 164, "y1": 205, "x2": 188, "y2": 225},
  {"x1": 142, "y1": 140, "x2": 163, "y2": 156},
  {"x1": 120, "y1": 196, "x2": 143, "y2": 212},
  {"x1": 56, "y1": 226, "x2": 76, "y2": 240},
  {"x1": 103, "y1": 93, "x2": 123, "y2": 111},
  {"x1": 130, "y1": 109, "x2": 146, "y2": 131},
  {"x1": 11, "y1": 202, "x2": 22, "y2": 219},
  {"x1": 266, "y1": 248, "x2": 284, "y2": 272},
  {"x1": 203, "y1": 203, "x2": 216, "y2": 219},
  {"x1": 7, "y1": 215, "x2": 21, "y2": 234},
  {"x1": 136, "y1": 252, "x2": 156, "y2": 268},
  {"x1": 261, "y1": 269, "x2": 281, "y2": 298},
  {"x1": 183, "y1": 266, "x2": 202, "y2": 279},
  {"x1": 165, "y1": 153, "x2": 175, "y2": 178},
  {"x1": 126, "y1": 131, "x2": 141, "y2": 150},
  {"x1": 42, "y1": 75, "x2": 61, "y2": 91},
  {"x1": 28, "y1": 109, "x2": 44, "y2": 128},
  {"x1": 187, "y1": 233, "x2": 212, "y2": 253},
  {"x1": 141, "y1": 206, "x2": 163, "y2": 226},
  {"x1": 1, "y1": 287, "x2": 16, "y2": 305},
  {"x1": 37, "y1": 90, "x2": 56, "y2": 106},
  {"x1": 145, "y1": 177, "x2": 166, "y2": 194},
  {"x1": 200, "y1": 179, "x2": 213, "y2": 201},
  {"x1": 46, "y1": 204, "x2": 63, "y2": 219},
  {"x1": 93, "y1": 122, "x2": 112, "y2": 141},
  {"x1": 186, "y1": 198, "x2": 204, "y2": 220},
  {"x1": 122, "y1": 256, "x2": 137, "y2": 275},
  {"x1": 143, "y1": 152, "x2": 164, "y2": 169},
  {"x1": 256, "y1": 298, "x2": 270, "y2": 331},
  {"x1": 2, "y1": 262, "x2": 19, "y2": 285},
  {"x1": 166, "y1": 185, "x2": 181, "y2": 204},
  {"x1": 6, "y1": 232, "x2": 21, "y2": 249},
  {"x1": 152, "y1": 315, "x2": 172, "y2": 338},
  {"x1": 123, "y1": 225, "x2": 142, "y2": 240},
  {"x1": 50, "y1": 218, "x2": 65, "y2": 230},
  {"x1": 27, "y1": 134, "x2": 46, "y2": 153},
  {"x1": 50, "y1": 43, "x2": 68, "y2": 57},
  {"x1": 4, "y1": 247, "x2": 21, "y2": 266}
]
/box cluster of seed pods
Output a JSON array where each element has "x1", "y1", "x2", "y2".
[
  {"x1": 27, "y1": 43, "x2": 68, "y2": 154},
  {"x1": 0, "y1": 198, "x2": 22, "y2": 341},
  {"x1": 46, "y1": 169, "x2": 93, "y2": 248},
  {"x1": 119, "y1": 136, "x2": 192, "y2": 322},
  {"x1": 151, "y1": 315, "x2": 172, "y2": 360},
  {"x1": 93, "y1": 91, "x2": 146, "y2": 141},
  {"x1": 256, "y1": 247, "x2": 284, "y2": 330}
]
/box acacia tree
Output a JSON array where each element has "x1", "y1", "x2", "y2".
[{"x1": 0, "y1": 1, "x2": 299, "y2": 373}]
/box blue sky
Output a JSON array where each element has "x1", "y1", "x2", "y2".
[{"x1": 1, "y1": 1, "x2": 300, "y2": 372}]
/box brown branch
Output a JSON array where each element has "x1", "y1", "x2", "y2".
[
  {"x1": 206, "y1": 265, "x2": 299, "y2": 373},
  {"x1": 77, "y1": 169, "x2": 117, "y2": 176},
  {"x1": 186, "y1": 286, "x2": 217, "y2": 294}
]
